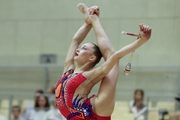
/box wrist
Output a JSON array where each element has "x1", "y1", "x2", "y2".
[
  {"x1": 84, "y1": 23, "x2": 92, "y2": 28},
  {"x1": 137, "y1": 37, "x2": 147, "y2": 43}
]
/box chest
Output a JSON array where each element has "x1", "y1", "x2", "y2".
[{"x1": 61, "y1": 73, "x2": 87, "y2": 95}]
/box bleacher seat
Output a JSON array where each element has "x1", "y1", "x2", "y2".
[
  {"x1": 0, "y1": 99, "x2": 9, "y2": 118},
  {"x1": 112, "y1": 101, "x2": 133, "y2": 120},
  {"x1": 0, "y1": 99, "x2": 9, "y2": 109},
  {"x1": 148, "y1": 111, "x2": 159, "y2": 120},
  {"x1": 157, "y1": 101, "x2": 175, "y2": 111},
  {"x1": 21, "y1": 99, "x2": 34, "y2": 109}
]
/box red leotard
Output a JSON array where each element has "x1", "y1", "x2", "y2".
[{"x1": 55, "y1": 69, "x2": 111, "y2": 120}]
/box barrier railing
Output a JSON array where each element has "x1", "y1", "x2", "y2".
[
  {"x1": 0, "y1": 66, "x2": 179, "y2": 120},
  {"x1": 134, "y1": 107, "x2": 148, "y2": 120},
  {"x1": 0, "y1": 93, "x2": 178, "y2": 120}
]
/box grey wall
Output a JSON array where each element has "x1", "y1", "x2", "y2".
[
  {"x1": 0, "y1": 0, "x2": 179, "y2": 101},
  {"x1": 0, "y1": 0, "x2": 179, "y2": 67}
]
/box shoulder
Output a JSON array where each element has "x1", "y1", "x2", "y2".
[
  {"x1": 129, "y1": 100, "x2": 134, "y2": 106},
  {"x1": 56, "y1": 69, "x2": 74, "y2": 87}
]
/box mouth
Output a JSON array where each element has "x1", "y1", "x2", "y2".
[{"x1": 75, "y1": 53, "x2": 78, "y2": 56}]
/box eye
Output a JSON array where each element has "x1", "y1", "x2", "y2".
[{"x1": 81, "y1": 46, "x2": 87, "y2": 50}]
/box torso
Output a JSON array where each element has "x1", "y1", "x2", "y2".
[
  {"x1": 55, "y1": 69, "x2": 92, "y2": 120},
  {"x1": 55, "y1": 69, "x2": 111, "y2": 120}
]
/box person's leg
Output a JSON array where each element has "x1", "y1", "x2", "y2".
[
  {"x1": 91, "y1": 14, "x2": 119, "y2": 116},
  {"x1": 78, "y1": 3, "x2": 119, "y2": 116}
]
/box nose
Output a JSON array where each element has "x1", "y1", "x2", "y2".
[{"x1": 76, "y1": 48, "x2": 80, "y2": 52}]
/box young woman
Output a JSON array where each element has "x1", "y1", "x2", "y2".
[
  {"x1": 129, "y1": 89, "x2": 145, "y2": 114},
  {"x1": 29, "y1": 95, "x2": 50, "y2": 120},
  {"x1": 55, "y1": 3, "x2": 152, "y2": 120}
]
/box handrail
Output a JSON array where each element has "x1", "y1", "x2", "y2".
[{"x1": 134, "y1": 107, "x2": 148, "y2": 120}]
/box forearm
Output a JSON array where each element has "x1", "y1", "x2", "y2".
[
  {"x1": 72, "y1": 23, "x2": 92, "y2": 44},
  {"x1": 116, "y1": 38, "x2": 146, "y2": 59},
  {"x1": 64, "y1": 23, "x2": 91, "y2": 71}
]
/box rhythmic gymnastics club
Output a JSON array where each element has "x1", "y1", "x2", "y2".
[
  {"x1": 121, "y1": 31, "x2": 139, "y2": 37},
  {"x1": 121, "y1": 31, "x2": 139, "y2": 76},
  {"x1": 124, "y1": 52, "x2": 134, "y2": 76}
]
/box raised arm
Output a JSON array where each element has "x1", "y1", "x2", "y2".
[
  {"x1": 83, "y1": 24, "x2": 152, "y2": 81},
  {"x1": 64, "y1": 5, "x2": 101, "y2": 73},
  {"x1": 64, "y1": 23, "x2": 92, "y2": 73}
]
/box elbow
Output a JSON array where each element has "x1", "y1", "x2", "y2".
[
  {"x1": 101, "y1": 68, "x2": 109, "y2": 76},
  {"x1": 101, "y1": 65, "x2": 110, "y2": 75},
  {"x1": 102, "y1": 55, "x2": 119, "y2": 75},
  {"x1": 102, "y1": 66, "x2": 108, "y2": 74}
]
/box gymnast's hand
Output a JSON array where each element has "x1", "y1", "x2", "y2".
[
  {"x1": 89, "y1": 6, "x2": 100, "y2": 16},
  {"x1": 138, "y1": 24, "x2": 152, "y2": 41}
]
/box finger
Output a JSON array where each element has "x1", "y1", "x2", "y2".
[
  {"x1": 89, "y1": 9, "x2": 93, "y2": 15},
  {"x1": 145, "y1": 26, "x2": 148, "y2": 32},
  {"x1": 96, "y1": 6, "x2": 100, "y2": 11},
  {"x1": 145, "y1": 25, "x2": 149, "y2": 31},
  {"x1": 146, "y1": 25, "x2": 150, "y2": 32},
  {"x1": 146, "y1": 26, "x2": 150, "y2": 30},
  {"x1": 88, "y1": 9, "x2": 92, "y2": 15},
  {"x1": 148, "y1": 27, "x2": 152, "y2": 33},
  {"x1": 147, "y1": 27, "x2": 151, "y2": 31},
  {"x1": 149, "y1": 27, "x2": 152, "y2": 31},
  {"x1": 139, "y1": 24, "x2": 144, "y2": 31},
  {"x1": 148, "y1": 26, "x2": 151, "y2": 31},
  {"x1": 144, "y1": 25, "x2": 148, "y2": 32},
  {"x1": 91, "y1": 9, "x2": 95, "y2": 15},
  {"x1": 90, "y1": 9, "x2": 94, "y2": 15},
  {"x1": 88, "y1": 8, "x2": 92, "y2": 14},
  {"x1": 95, "y1": 9, "x2": 100, "y2": 15}
]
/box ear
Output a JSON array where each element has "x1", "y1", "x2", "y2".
[{"x1": 89, "y1": 55, "x2": 96, "y2": 63}]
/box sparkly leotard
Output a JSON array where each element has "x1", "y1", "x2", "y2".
[{"x1": 55, "y1": 69, "x2": 111, "y2": 120}]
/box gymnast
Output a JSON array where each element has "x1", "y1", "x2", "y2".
[{"x1": 55, "y1": 3, "x2": 152, "y2": 120}]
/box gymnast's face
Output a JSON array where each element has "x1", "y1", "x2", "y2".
[{"x1": 74, "y1": 43, "x2": 96, "y2": 65}]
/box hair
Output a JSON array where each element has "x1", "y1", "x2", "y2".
[
  {"x1": 34, "y1": 94, "x2": 50, "y2": 111},
  {"x1": 133, "y1": 89, "x2": 145, "y2": 110},
  {"x1": 133, "y1": 89, "x2": 144, "y2": 107},
  {"x1": 134, "y1": 89, "x2": 144, "y2": 100},
  {"x1": 91, "y1": 43, "x2": 102, "y2": 66},
  {"x1": 12, "y1": 105, "x2": 21, "y2": 112},
  {"x1": 35, "y1": 89, "x2": 44, "y2": 94}
]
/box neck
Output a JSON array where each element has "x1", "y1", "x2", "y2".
[
  {"x1": 14, "y1": 116, "x2": 19, "y2": 119},
  {"x1": 135, "y1": 99, "x2": 142, "y2": 102},
  {"x1": 75, "y1": 62, "x2": 93, "y2": 73}
]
